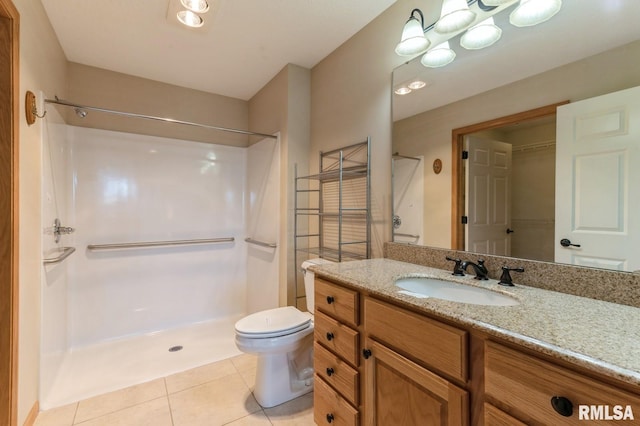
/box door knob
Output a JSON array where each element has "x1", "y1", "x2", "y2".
[
  {"x1": 560, "y1": 238, "x2": 581, "y2": 248},
  {"x1": 506, "y1": 228, "x2": 515, "y2": 234}
]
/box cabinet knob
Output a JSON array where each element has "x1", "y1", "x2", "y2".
[
  {"x1": 326, "y1": 296, "x2": 335, "y2": 304},
  {"x1": 326, "y1": 367, "x2": 335, "y2": 376},
  {"x1": 326, "y1": 413, "x2": 335, "y2": 423},
  {"x1": 551, "y1": 396, "x2": 574, "y2": 417},
  {"x1": 326, "y1": 332, "x2": 334, "y2": 341},
  {"x1": 363, "y1": 348, "x2": 372, "y2": 359}
]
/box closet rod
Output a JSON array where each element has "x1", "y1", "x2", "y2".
[{"x1": 43, "y1": 96, "x2": 278, "y2": 139}]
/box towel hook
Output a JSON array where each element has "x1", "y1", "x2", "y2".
[{"x1": 25, "y1": 90, "x2": 46, "y2": 125}]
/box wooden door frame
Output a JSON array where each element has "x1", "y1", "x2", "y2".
[
  {"x1": 450, "y1": 102, "x2": 568, "y2": 250},
  {"x1": 0, "y1": 0, "x2": 19, "y2": 425}
]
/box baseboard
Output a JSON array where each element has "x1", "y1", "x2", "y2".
[{"x1": 23, "y1": 401, "x2": 39, "y2": 426}]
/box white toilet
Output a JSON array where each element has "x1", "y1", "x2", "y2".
[{"x1": 234, "y1": 258, "x2": 333, "y2": 408}]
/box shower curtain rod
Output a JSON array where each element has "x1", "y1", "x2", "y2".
[{"x1": 40, "y1": 95, "x2": 278, "y2": 139}]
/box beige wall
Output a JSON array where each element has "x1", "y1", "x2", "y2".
[
  {"x1": 393, "y1": 40, "x2": 640, "y2": 248},
  {"x1": 310, "y1": 0, "x2": 409, "y2": 258},
  {"x1": 249, "y1": 64, "x2": 311, "y2": 308},
  {"x1": 66, "y1": 62, "x2": 250, "y2": 147},
  {"x1": 13, "y1": 0, "x2": 68, "y2": 423}
]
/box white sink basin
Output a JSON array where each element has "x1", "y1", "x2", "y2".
[{"x1": 395, "y1": 277, "x2": 519, "y2": 306}]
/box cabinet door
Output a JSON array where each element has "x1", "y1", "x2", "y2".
[{"x1": 363, "y1": 338, "x2": 468, "y2": 426}]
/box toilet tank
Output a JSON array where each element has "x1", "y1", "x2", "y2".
[{"x1": 300, "y1": 258, "x2": 334, "y2": 313}]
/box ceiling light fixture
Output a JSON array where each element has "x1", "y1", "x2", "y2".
[
  {"x1": 180, "y1": 0, "x2": 209, "y2": 13},
  {"x1": 177, "y1": 9, "x2": 204, "y2": 28},
  {"x1": 396, "y1": 0, "x2": 562, "y2": 69},
  {"x1": 408, "y1": 80, "x2": 427, "y2": 90},
  {"x1": 394, "y1": 87, "x2": 413, "y2": 95}
]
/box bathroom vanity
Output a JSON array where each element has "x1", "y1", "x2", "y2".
[{"x1": 311, "y1": 258, "x2": 640, "y2": 425}]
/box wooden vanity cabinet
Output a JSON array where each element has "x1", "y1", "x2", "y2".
[
  {"x1": 484, "y1": 341, "x2": 640, "y2": 425},
  {"x1": 314, "y1": 277, "x2": 469, "y2": 425},
  {"x1": 314, "y1": 277, "x2": 640, "y2": 426},
  {"x1": 314, "y1": 279, "x2": 361, "y2": 426},
  {"x1": 362, "y1": 297, "x2": 469, "y2": 426}
]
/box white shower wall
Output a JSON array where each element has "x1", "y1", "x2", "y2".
[{"x1": 66, "y1": 127, "x2": 250, "y2": 348}]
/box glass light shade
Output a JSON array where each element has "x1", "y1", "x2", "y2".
[
  {"x1": 394, "y1": 87, "x2": 412, "y2": 95},
  {"x1": 395, "y1": 17, "x2": 430, "y2": 56},
  {"x1": 408, "y1": 80, "x2": 427, "y2": 90},
  {"x1": 177, "y1": 10, "x2": 204, "y2": 28},
  {"x1": 510, "y1": 0, "x2": 562, "y2": 27},
  {"x1": 181, "y1": 0, "x2": 209, "y2": 13},
  {"x1": 421, "y1": 41, "x2": 456, "y2": 68},
  {"x1": 434, "y1": 0, "x2": 476, "y2": 34},
  {"x1": 460, "y1": 17, "x2": 502, "y2": 50},
  {"x1": 481, "y1": 0, "x2": 512, "y2": 5}
]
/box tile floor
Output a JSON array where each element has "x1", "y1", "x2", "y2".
[{"x1": 34, "y1": 354, "x2": 316, "y2": 426}]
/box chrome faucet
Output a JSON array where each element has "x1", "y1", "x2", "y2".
[{"x1": 461, "y1": 259, "x2": 489, "y2": 280}]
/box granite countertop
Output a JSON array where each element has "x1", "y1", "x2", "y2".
[{"x1": 312, "y1": 258, "x2": 640, "y2": 387}]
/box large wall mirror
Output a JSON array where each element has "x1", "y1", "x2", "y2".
[{"x1": 391, "y1": 0, "x2": 640, "y2": 272}]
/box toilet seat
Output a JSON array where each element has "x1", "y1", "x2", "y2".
[{"x1": 235, "y1": 306, "x2": 311, "y2": 338}]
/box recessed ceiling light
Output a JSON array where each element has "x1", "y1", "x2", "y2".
[
  {"x1": 177, "y1": 10, "x2": 204, "y2": 28},
  {"x1": 395, "y1": 87, "x2": 412, "y2": 95},
  {"x1": 408, "y1": 80, "x2": 427, "y2": 90},
  {"x1": 180, "y1": 0, "x2": 209, "y2": 14}
]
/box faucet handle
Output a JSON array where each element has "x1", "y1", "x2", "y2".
[
  {"x1": 445, "y1": 256, "x2": 465, "y2": 276},
  {"x1": 498, "y1": 266, "x2": 524, "y2": 287}
]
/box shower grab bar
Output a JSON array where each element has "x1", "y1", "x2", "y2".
[
  {"x1": 244, "y1": 238, "x2": 277, "y2": 248},
  {"x1": 87, "y1": 237, "x2": 235, "y2": 251},
  {"x1": 393, "y1": 232, "x2": 420, "y2": 239},
  {"x1": 43, "y1": 247, "x2": 76, "y2": 265}
]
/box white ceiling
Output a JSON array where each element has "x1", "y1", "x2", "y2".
[
  {"x1": 41, "y1": 0, "x2": 397, "y2": 100},
  {"x1": 393, "y1": 0, "x2": 640, "y2": 121}
]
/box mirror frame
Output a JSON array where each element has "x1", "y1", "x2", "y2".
[{"x1": 450, "y1": 101, "x2": 569, "y2": 251}]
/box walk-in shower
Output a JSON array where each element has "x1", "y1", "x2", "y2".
[{"x1": 39, "y1": 94, "x2": 281, "y2": 409}]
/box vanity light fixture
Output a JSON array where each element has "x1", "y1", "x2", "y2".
[
  {"x1": 509, "y1": 0, "x2": 562, "y2": 27},
  {"x1": 460, "y1": 16, "x2": 502, "y2": 49},
  {"x1": 421, "y1": 41, "x2": 456, "y2": 68},
  {"x1": 435, "y1": 0, "x2": 476, "y2": 34},
  {"x1": 396, "y1": 0, "x2": 562, "y2": 68},
  {"x1": 395, "y1": 9, "x2": 431, "y2": 56}
]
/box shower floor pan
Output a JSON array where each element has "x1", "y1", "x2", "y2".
[{"x1": 40, "y1": 315, "x2": 244, "y2": 410}]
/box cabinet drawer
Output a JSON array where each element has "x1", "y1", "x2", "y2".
[
  {"x1": 484, "y1": 403, "x2": 526, "y2": 426},
  {"x1": 314, "y1": 311, "x2": 359, "y2": 366},
  {"x1": 314, "y1": 375, "x2": 359, "y2": 426},
  {"x1": 314, "y1": 342, "x2": 359, "y2": 406},
  {"x1": 485, "y1": 341, "x2": 640, "y2": 425},
  {"x1": 315, "y1": 279, "x2": 359, "y2": 327},
  {"x1": 364, "y1": 297, "x2": 468, "y2": 383}
]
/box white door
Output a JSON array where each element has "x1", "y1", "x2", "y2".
[
  {"x1": 465, "y1": 136, "x2": 512, "y2": 256},
  {"x1": 556, "y1": 86, "x2": 640, "y2": 271}
]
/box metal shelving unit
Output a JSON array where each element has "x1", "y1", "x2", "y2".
[{"x1": 294, "y1": 139, "x2": 371, "y2": 293}]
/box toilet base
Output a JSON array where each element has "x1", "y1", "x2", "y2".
[{"x1": 253, "y1": 334, "x2": 314, "y2": 407}]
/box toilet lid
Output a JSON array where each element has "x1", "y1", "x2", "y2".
[{"x1": 235, "y1": 306, "x2": 311, "y2": 338}]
